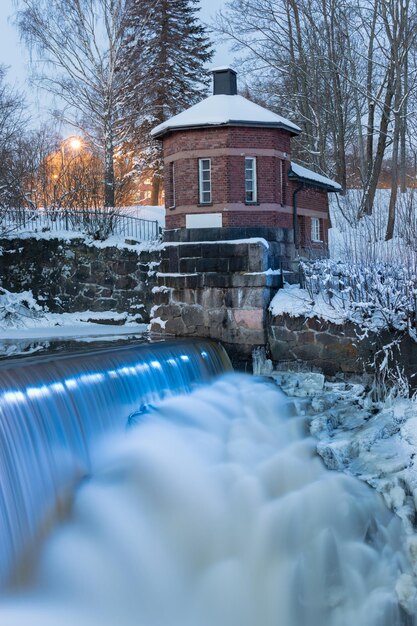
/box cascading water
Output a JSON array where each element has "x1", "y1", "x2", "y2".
[
  {"x1": 0, "y1": 372, "x2": 415, "y2": 625},
  {"x1": 0, "y1": 339, "x2": 231, "y2": 585}
]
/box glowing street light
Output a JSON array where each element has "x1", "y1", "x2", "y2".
[{"x1": 68, "y1": 137, "x2": 82, "y2": 151}]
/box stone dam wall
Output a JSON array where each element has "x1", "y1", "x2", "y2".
[
  {"x1": 151, "y1": 240, "x2": 282, "y2": 365},
  {"x1": 2, "y1": 232, "x2": 415, "y2": 379},
  {"x1": 0, "y1": 237, "x2": 160, "y2": 320}
]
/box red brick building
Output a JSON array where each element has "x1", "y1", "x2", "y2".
[{"x1": 151, "y1": 67, "x2": 340, "y2": 251}]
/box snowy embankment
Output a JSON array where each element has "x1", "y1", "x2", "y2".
[
  {"x1": 269, "y1": 283, "x2": 346, "y2": 324},
  {"x1": 0, "y1": 207, "x2": 166, "y2": 355},
  {"x1": 0, "y1": 288, "x2": 146, "y2": 357},
  {"x1": 272, "y1": 370, "x2": 417, "y2": 612}
]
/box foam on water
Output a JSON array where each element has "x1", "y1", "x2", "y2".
[
  {"x1": 0, "y1": 339, "x2": 231, "y2": 585},
  {"x1": 0, "y1": 374, "x2": 413, "y2": 625}
]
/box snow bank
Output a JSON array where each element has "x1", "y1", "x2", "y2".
[
  {"x1": 0, "y1": 287, "x2": 146, "y2": 357},
  {"x1": 269, "y1": 283, "x2": 346, "y2": 324}
]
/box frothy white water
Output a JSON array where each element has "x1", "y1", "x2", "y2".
[{"x1": 0, "y1": 374, "x2": 413, "y2": 626}]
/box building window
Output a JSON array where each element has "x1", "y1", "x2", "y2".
[
  {"x1": 199, "y1": 158, "x2": 212, "y2": 204},
  {"x1": 168, "y1": 162, "x2": 175, "y2": 208},
  {"x1": 245, "y1": 157, "x2": 257, "y2": 203},
  {"x1": 311, "y1": 217, "x2": 322, "y2": 242}
]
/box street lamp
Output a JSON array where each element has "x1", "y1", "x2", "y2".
[{"x1": 68, "y1": 137, "x2": 82, "y2": 151}]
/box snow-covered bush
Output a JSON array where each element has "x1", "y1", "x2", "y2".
[
  {"x1": 301, "y1": 259, "x2": 417, "y2": 337},
  {"x1": 301, "y1": 258, "x2": 417, "y2": 398},
  {"x1": 0, "y1": 288, "x2": 44, "y2": 328}
]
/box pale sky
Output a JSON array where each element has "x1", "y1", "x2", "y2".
[{"x1": 0, "y1": 0, "x2": 233, "y2": 125}]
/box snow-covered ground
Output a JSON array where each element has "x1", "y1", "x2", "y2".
[
  {"x1": 329, "y1": 189, "x2": 417, "y2": 266},
  {"x1": 269, "y1": 283, "x2": 346, "y2": 324},
  {"x1": 0, "y1": 288, "x2": 146, "y2": 357}
]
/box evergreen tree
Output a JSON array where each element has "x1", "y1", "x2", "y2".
[{"x1": 122, "y1": 0, "x2": 213, "y2": 204}]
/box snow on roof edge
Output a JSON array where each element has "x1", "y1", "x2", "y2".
[{"x1": 289, "y1": 162, "x2": 342, "y2": 191}]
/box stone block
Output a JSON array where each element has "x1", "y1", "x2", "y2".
[
  {"x1": 229, "y1": 256, "x2": 248, "y2": 272},
  {"x1": 153, "y1": 290, "x2": 170, "y2": 306},
  {"x1": 231, "y1": 274, "x2": 266, "y2": 288},
  {"x1": 115, "y1": 275, "x2": 138, "y2": 290},
  {"x1": 92, "y1": 298, "x2": 119, "y2": 312},
  {"x1": 200, "y1": 288, "x2": 225, "y2": 309},
  {"x1": 178, "y1": 244, "x2": 202, "y2": 258},
  {"x1": 202, "y1": 273, "x2": 231, "y2": 288},
  {"x1": 218, "y1": 242, "x2": 248, "y2": 258},
  {"x1": 186, "y1": 274, "x2": 204, "y2": 289},
  {"x1": 75, "y1": 265, "x2": 90, "y2": 281},
  {"x1": 232, "y1": 308, "x2": 264, "y2": 331},
  {"x1": 158, "y1": 275, "x2": 188, "y2": 289},
  {"x1": 271, "y1": 325, "x2": 296, "y2": 344},
  {"x1": 172, "y1": 288, "x2": 195, "y2": 305},
  {"x1": 284, "y1": 316, "x2": 307, "y2": 331},
  {"x1": 248, "y1": 244, "x2": 267, "y2": 272},
  {"x1": 205, "y1": 307, "x2": 226, "y2": 325},
  {"x1": 83, "y1": 286, "x2": 98, "y2": 299},
  {"x1": 297, "y1": 330, "x2": 316, "y2": 345},
  {"x1": 157, "y1": 303, "x2": 182, "y2": 318},
  {"x1": 158, "y1": 259, "x2": 170, "y2": 273},
  {"x1": 182, "y1": 305, "x2": 205, "y2": 328},
  {"x1": 269, "y1": 340, "x2": 295, "y2": 362},
  {"x1": 306, "y1": 317, "x2": 329, "y2": 332},
  {"x1": 164, "y1": 316, "x2": 186, "y2": 335},
  {"x1": 201, "y1": 243, "x2": 220, "y2": 258},
  {"x1": 293, "y1": 343, "x2": 323, "y2": 362},
  {"x1": 179, "y1": 258, "x2": 197, "y2": 273},
  {"x1": 196, "y1": 257, "x2": 226, "y2": 273},
  {"x1": 168, "y1": 247, "x2": 179, "y2": 273},
  {"x1": 113, "y1": 260, "x2": 138, "y2": 276}
]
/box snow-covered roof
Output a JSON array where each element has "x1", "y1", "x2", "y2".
[
  {"x1": 209, "y1": 65, "x2": 236, "y2": 73},
  {"x1": 151, "y1": 95, "x2": 301, "y2": 138},
  {"x1": 289, "y1": 162, "x2": 341, "y2": 192}
]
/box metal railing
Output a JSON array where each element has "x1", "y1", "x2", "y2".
[{"x1": 0, "y1": 208, "x2": 160, "y2": 242}]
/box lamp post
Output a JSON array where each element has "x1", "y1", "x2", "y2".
[{"x1": 59, "y1": 136, "x2": 83, "y2": 217}]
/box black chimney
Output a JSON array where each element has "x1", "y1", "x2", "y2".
[{"x1": 211, "y1": 67, "x2": 237, "y2": 96}]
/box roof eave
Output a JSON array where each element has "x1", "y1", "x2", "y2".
[
  {"x1": 288, "y1": 172, "x2": 341, "y2": 193},
  {"x1": 152, "y1": 120, "x2": 301, "y2": 139}
]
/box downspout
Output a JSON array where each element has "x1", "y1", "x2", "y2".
[{"x1": 292, "y1": 183, "x2": 304, "y2": 250}]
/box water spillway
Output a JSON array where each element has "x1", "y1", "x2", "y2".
[
  {"x1": 0, "y1": 339, "x2": 232, "y2": 585},
  {"x1": 0, "y1": 348, "x2": 415, "y2": 625},
  {"x1": 0, "y1": 373, "x2": 414, "y2": 625}
]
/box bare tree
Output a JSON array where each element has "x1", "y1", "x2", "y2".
[
  {"x1": 15, "y1": 0, "x2": 137, "y2": 207},
  {"x1": 215, "y1": 0, "x2": 417, "y2": 228}
]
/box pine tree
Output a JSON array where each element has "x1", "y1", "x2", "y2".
[{"x1": 122, "y1": 0, "x2": 213, "y2": 204}]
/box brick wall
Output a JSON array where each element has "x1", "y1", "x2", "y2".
[
  {"x1": 162, "y1": 125, "x2": 331, "y2": 239},
  {"x1": 224, "y1": 211, "x2": 293, "y2": 228}
]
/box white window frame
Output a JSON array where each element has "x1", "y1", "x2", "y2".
[
  {"x1": 168, "y1": 162, "x2": 176, "y2": 208},
  {"x1": 311, "y1": 217, "x2": 322, "y2": 242},
  {"x1": 198, "y1": 158, "x2": 212, "y2": 204},
  {"x1": 245, "y1": 157, "x2": 257, "y2": 203}
]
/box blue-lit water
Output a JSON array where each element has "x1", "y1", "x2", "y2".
[
  {"x1": 0, "y1": 347, "x2": 415, "y2": 625},
  {"x1": 0, "y1": 339, "x2": 231, "y2": 585},
  {"x1": 0, "y1": 373, "x2": 414, "y2": 626}
]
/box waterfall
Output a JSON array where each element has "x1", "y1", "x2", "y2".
[
  {"x1": 0, "y1": 373, "x2": 414, "y2": 625},
  {"x1": 0, "y1": 339, "x2": 231, "y2": 586}
]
